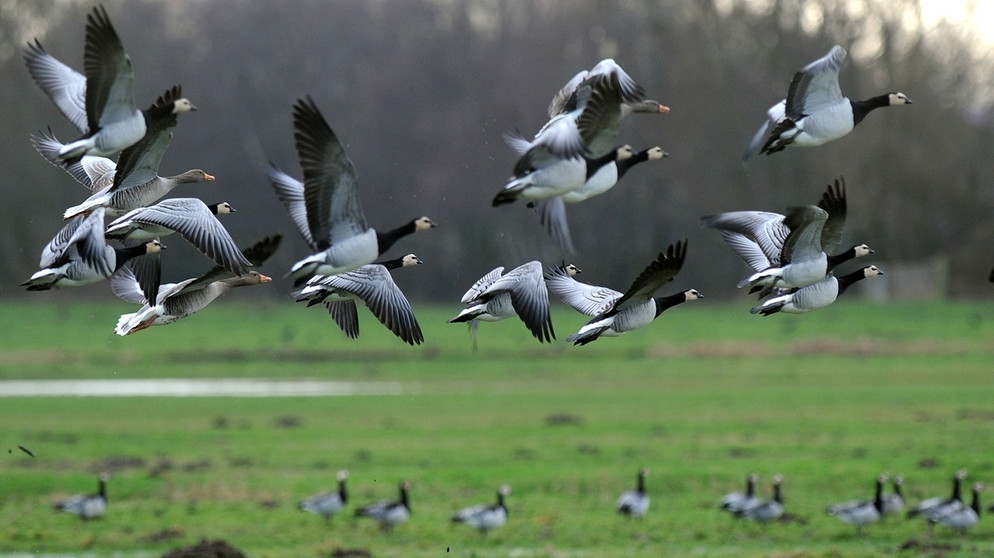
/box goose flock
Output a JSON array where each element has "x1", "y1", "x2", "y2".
[
  {"x1": 54, "y1": 468, "x2": 984, "y2": 539},
  {"x1": 19, "y1": 5, "x2": 914, "y2": 345}
]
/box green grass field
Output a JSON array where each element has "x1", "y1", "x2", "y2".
[{"x1": 1, "y1": 298, "x2": 993, "y2": 557}]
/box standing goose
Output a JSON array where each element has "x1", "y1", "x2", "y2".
[
  {"x1": 721, "y1": 473, "x2": 760, "y2": 515},
  {"x1": 355, "y1": 481, "x2": 411, "y2": 531},
  {"x1": 448, "y1": 261, "x2": 556, "y2": 346},
  {"x1": 930, "y1": 483, "x2": 983, "y2": 533},
  {"x1": 290, "y1": 254, "x2": 425, "y2": 346},
  {"x1": 452, "y1": 485, "x2": 510, "y2": 534},
  {"x1": 104, "y1": 199, "x2": 251, "y2": 276},
  {"x1": 54, "y1": 473, "x2": 108, "y2": 521},
  {"x1": 827, "y1": 473, "x2": 887, "y2": 536},
  {"x1": 736, "y1": 474, "x2": 784, "y2": 523},
  {"x1": 21, "y1": 208, "x2": 163, "y2": 291},
  {"x1": 616, "y1": 469, "x2": 650, "y2": 519},
  {"x1": 546, "y1": 240, "x2": 702, "y2": 345},
  {"x1": 532, "y1": 146, "x2": 668, "y2": 254},
  {"x1": 750, "y1": 265, "x2": 884, "y2": 316},
  {"x1": 908, "y1": 469, "x2": 968, "y2": 520},
  {"x1": 299, "y1": 470, "x2": 349, "y2": 524},
  {"x1": 702, "y1": 177, "x2": 873, "y2": 296},
  {"x1": 883, "y1": 475, "x2": 905, "y2": 517},
  {"x1": 111, "y1": 235, "x2": 280, "y2": 335},
  {"x1": 51, "y1": 7, "x2": 197, "y2": 165},
  {"x1": 743, "y1": 45, "x2": 911, "y2": 160},
  {"x1": 267, "y1": 97, "x2": 435, "y2": 285}
]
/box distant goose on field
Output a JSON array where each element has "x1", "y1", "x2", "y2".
[
  {"x1": 702, "y1": 177, "x2": 873, "y2": 296},
  {"x1": 290, "y1": 254, "x2": 425, "y2": 345},
  {"x1": 750, "y1": 265, "x2": 883, "y2": 316},
  {"x1": 21, "y1": 208, "x2": 163, "y2": 292},
  {"x1": 546, "y1": 239, "x2": 702, "y2": 345},
  {"x1": 883, "y1": 474, "x2": 905, "y2": 517},
  {"x1": 736, "y1": 474, "x2": 784, "y2": 523},
  {"x1": 507, "y1": 58, "x2": 668, "y2": 159},
  {"x1": 452, "y1": 485, "x2": 510, "y2": 534},
  {"x1": 104, "y1": 198, "x2": 251, "y2": 276},
  {"x1": 448, "y1": 260, "x2": 557, "y2": 347},
  {"x1": 930, "y1": 482, "x2": 983, "y2": 533},
  {"x1": 827, "y1": 473, "x2": 887, "y2": 536},
  {"x1": 42, "y1": 7, "x2": 198, "y2": 166},
  {"x1": 616, "y1": 469, "x2": 650, "y2": 519},
  {"x1": 111, "y1": 235, "x2": 280, "y2": 335},
  {"x1": 54, "y1": 473, "x2": 108, "y2": 521},
  {"x1": 355, "y1": 481, "x2": 411, "y2": 531},
  {"x1": 267, "y1": 97, "x2": 435, "y2": 285},
  {"x1": 908, "y1": 469, "x2": 967, "y2": 520},
  {"x1": 721, "y1": 472, "x2": 759, "y2": 515},
  {"x1": 29, "y1": 86, "x2": 208, "y2": 220},
  {"x1": 531, "y1": 146, "x2": 668, "y2": 254},
  {"x1": 743, "y1": 45, "x2": 912, "y2": 160},
  {"x1": 299, "y1": 470, "x2": 349, "y2": 524}
]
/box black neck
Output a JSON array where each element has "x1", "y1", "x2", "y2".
[
  {"x1": 873, "y1": 479, "x2": 884, "y2": 512},
  {"x1": 585, "y1": 149, "x2": 622, "y2": 179},
  {"x1": 399, "y1": 486, "x2": 410, "y2": 510},
  {"x1": 653, "y1": 292, "x2": 686, "y2": 318},
  {"x1": 850, "y1": 94, "x2": 892, "y2": 126},
  {"x1": 952, "y1": 476, "x2": 963, "y2": 501},
  {"x1": 636, "y1": 473, "x2": 646, "y2": 494},
  {"x1": 496, "y1": 490, "x2": 506, "y2": 509},
  {"x1": 826, "y1": 246, "x2": 856, "y2": 271},
  {"x1": 98, "y1": 478, "x2": 107, "y2": 500},
  {"x1": 836, "y1": 269, "x2": 869, "y2": 296},
  {"x1": 114, "y1": 244, "x2": 150, "y2": 271},
  {"x1": 377, "y1": 257, "x2": 407, "y2": 271},
  {"x1": 376, "y1": 221, "x2": 417, "y2": 254},
  {"x1": 616, "y1": 149, "x2": 651, "y2": 180},
  {"x1": 772, "y1": 483, "x2": 783, "y2": 505},
  {"x1": 972, "y1": 489, "x2": 981, "y2": 516},
  {"x1": 745, "y1": 477, "x2": 755, "y2": 497},
  {"x1": 339, "y1": 479, "x2": 348, "y2": 504}
]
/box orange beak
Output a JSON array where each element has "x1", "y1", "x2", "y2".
[
  {"x1": 658, "y1": 105, "x2": 671, "y2": 113},
  {"x1": 259, "y1": 274, "x2": 273, "y2": 283},
  {"x1": 204, "y1": 173, "x2": 216, "y2": 181}
]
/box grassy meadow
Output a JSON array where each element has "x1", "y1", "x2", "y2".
[{"x1": 1, "y1": 297, "x2": 993, "y2": 557}]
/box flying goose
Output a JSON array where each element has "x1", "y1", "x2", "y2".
[
  {"x1": 111, "y1": 235, "x2": 280, "y2": 335},
  {"x1": 448, "y1": 261, "x2": 556, "y2": 346},
  {"x1": 732, "y1": 205, "x2": 832, "y2": 291},
  {"x1": 532, "y1": 146, "x2": 668, "y2": 254},
  {"x1": 721, "y1": 473, "x2": 760, "y2": 515},
  {"x1": 616, "y1": 469, "x2": 650, "y2": 519},
  {"x1": 50, "y1": 7, "x2": 197, "y2": 165},
  {"x1": 299, "y1": 470, "x2": 349, "y2": 524},
  {"x1": 736, "y1": 474, "x2": 784, "y2": 523},
  {"x1": 546, "y1": 240, "x2": 702, "y2": 345},
  {"x1": 355, "y1": 481, "x2": 411, "y2": 531},
  {"x1": 290, "y1": 254, "x2": 425, "y2": 345},
  {"x1": 908, "y1": 469, "x2": 968, "y2": 520},
  {"x1": 930, "y1": 483, "x2": 983, "y2": 533},
  {"x1": 21, "y1": 208, "x2": 164, "y2": 291},
  {"x1": 750, "y1": 265, "x2": 883, "y2": 316},
  {"x1": 743, "y1": 45, "x2": 912, "y2": 160},
  {"x1": 452, "y1": 485, "x2": 510, "y2": 534},
  {"x1": 507, "y1": 58, "x2": 667, "y2": 159},
  {"x1": 702, "y1": 177, "x2": 873, "y2": 296},
  {"x1": 267, "y1": 97, "x2": 435, "y2": 285},
  {"x1": 54, "y1": 473, "x2": 108, "y2": 521},
  {"x1": 827, "y1": 473, "x2": 887, "y2": 536},
  {"x1": 104, "y1": 199, "x2": 251, "y2": 276}
]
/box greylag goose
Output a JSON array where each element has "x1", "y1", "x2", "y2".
[
  {"x1": 448, "y1": 261, "x2": 556, "y2": 346},
  {"x1": 616, "y1": 469, "x2": 650, "y2": 519},
  {"x1": 452, "y1": 485, "x2": 510, "y2": 534},
  {"x1": 111, "y1": 235, "x2": 280, "y2": 335},
  {"x1": 54, "y1": 473, "x2": 108, "y2": 521},
  {"x1": 299, "y1": 470, "x2": 349, "y2": 524},
  {"x1": 750, "y1": 265, "x2": 883, "y2": 316},
  {"x1": 355, "y1": 481, "x2": 411, "y2": 531},
  {"x1": 267, "y1": 97, "x2": 435, "y2": 285},
  {"x1": 290, "y1": 254, "x2": 425, "y2": 345},
  {"x1": 743, "y1": 45, "x2": 911, "y2": 160},
  {"x1": 105, "y1": 199, "x2": 251, "y2": 276},
  {"x1": 546, "y1": 240, "x2": 702, "y2": 345}
]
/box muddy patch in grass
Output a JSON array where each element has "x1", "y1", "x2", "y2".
[{"x1": 161, "y1": 538, "x2": 246, "y2": 558}]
